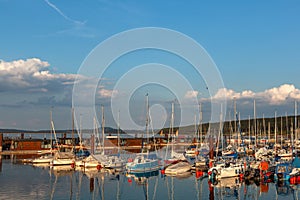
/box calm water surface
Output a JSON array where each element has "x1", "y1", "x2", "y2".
[{"x1": 0, "y1": 157, "x2": 299, "y2": 200}]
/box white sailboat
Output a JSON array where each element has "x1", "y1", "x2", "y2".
[
  {"x1": 51, "y1": 151, "x2": 75, "y2": 166},
  {"x1": 208, "y1": 161, "x2": 244, "y2": 180},
  {"x1": 164, "y1": 101, "x2": 186, "y2": 165},
  {"x1": 76, "y1": 117, "x2": 102, "y2": 169},
  {"x1": 32, "y1": 110, "x2": 54, "y2": 164},
  {"x1": 195, "y1": 102, "x2": 209, "y2": 169},
  {"x1": 94, "y1": 105, "x2": 125, "y2": 170},
  {"x1": 164, "y1": 160, "x2": 191, "y2": 176},
  {"x1": 32, "y1": 154, "x2": 54, "y2": 164},
  {"x1": 50, "y1": 119, "x2": 75, "y2": 167}
]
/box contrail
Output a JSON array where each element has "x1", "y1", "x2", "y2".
[{"x1": 44, "y1": 0, "x2": 85, "y2": 25}]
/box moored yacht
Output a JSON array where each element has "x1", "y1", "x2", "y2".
[
  {"x1": 208, "y1": 161, "x2": 244, "y2": 180},
  {"x1": 126, "y1": 154, "x2": 160, "y2": 173},
  {"x1": 51, "y1": 151, "x2": 75, "y2": 166},
  {"x1": 164, "y1": 160, "x2": 191, "y2": 176}
]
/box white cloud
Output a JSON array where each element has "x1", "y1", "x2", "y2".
[
  {"x1": 211, "y1": 84, "x2": 300, "y2": 105},
  {"x1": 98, "y1": 88, "x2": 119, "y2": 98},
  {"x1": 0, "y1": 58, "x2": 78, "y2": 92},
  {"x1": 184, "y1": 90, "x2": 199, "y2": 99},
  {"x1": 258, "y1": 84, "x2": 300, "y2": 104},
  {"x1": 212, "y1": 88, "x2": 255, "y2": 100}
]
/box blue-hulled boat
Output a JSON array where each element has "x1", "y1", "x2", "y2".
[
  {"x1": 126, "y1": 94, "x2": 160, "y2": 173},
  {"x1": 275, "y1": 162, "x2": 293, "y2": 181},
  {"x1": 126, "y1": 154, "x2": 160, "y2": 173}
]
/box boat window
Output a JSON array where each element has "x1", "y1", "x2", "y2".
[{"x1": 138, "y1": 158, "x2": 141, "y2": 163}]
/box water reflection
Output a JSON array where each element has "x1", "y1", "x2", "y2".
[
  {"x1": 0, "y1": 156, "x2": 2, "y2": 172},
  {"x1": 1, "y1": 159, "x2": 300, "y2": 200}
]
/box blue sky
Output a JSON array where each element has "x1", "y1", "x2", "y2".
[{"x1": 0, "y1": 1, "x2": 300, "y2": 130}]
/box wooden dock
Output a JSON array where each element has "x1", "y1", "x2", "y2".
[{"x1": 0, "y1": 149, "x2": 53, "y2": 156}]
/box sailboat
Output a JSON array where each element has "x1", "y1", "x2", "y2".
[
  {"x1": 164, "y1": 160, "x2": 191, "y2": 176},
  {"x1": 194, "y1": 103, "x2": 209, "y2": 169},
  {"x1": 76, "y1": 117, "x2": 102, "y2": 169},
  {"x1": 208, "y1": 161, "x2": 244, "y2": 180},
  {"x1": 32, "y1": 110, "x2": 54, "y2": 165},
  {"x1": 164, "y1": 101, "x2": 186, "y2": 165},
  {"x1": 50, "y1": 119, "x2": 75, "y2": 167},
  {"x1": 93, "y1": 105, "x2": 125, "y2": 170},
  {"x1": 126, "y1": 94, "x2": 160, "y2": 173},
  {"x1": 163, "y1": 102, "x2": 191, "y2": 176}
]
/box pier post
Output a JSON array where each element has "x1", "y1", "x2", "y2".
[
  {"x1": 209, "y1": 181, "x2": 214, "y2": 200},
  {"x1": 90, "y1": 178, "x2": 94, "y2": 192}
]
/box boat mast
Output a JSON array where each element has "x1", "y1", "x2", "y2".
[
  {"x1": 92, "y1": 116, "x2": 96, "y2": 155},
  {"x1": 291, "y1": 118, "x2": 294, "y2": 152},
  {"x1": 239, "y1": 112, "x2": 243, "y2": 147},
  {"x1": 146, "y1": 94, "x2": 150, "y2": 155},
  {"x1": 194, "y1": 114, "x2": 197, "y2": 143},
  {"x1": 50, "y1": 108, "x2": 53, "y2": 152},
  {"x1": 51, "y1": 120, "x2": 58, "y2": 151},
  {"x1": 228, "y1": 111, "x2": 232, "y2": 145},
  {"x1": 254, "y1": 99, "x2": 257, "y2": 147},
  {"x1": 79, "y1": 114, "x2": 82, "y2": 148},
  {"x1": 234, "y1": 97, "x2": 237, "y2": 135},
  {"x1": 248, "y1": 115, "x2": 251, "y2": 146},
  {"x1": 171, "y1": 101, "x2": 174, "y2": 149},
  {"x1": 101, "y1": 105, "x2": 105, "y2": 155},
  {"x1": 72, "y1": 107, "x2": 75, "y2": 150},
  {"x1": 275, "y1": 110, "x2": 277, "y2": 151},
  {"x1": 117, "y1": 110, "x2": 120, "y2": 155},
  {"x1": 263, "y1": 114, "x2": 266, "y2": 144},
  {"x1": 220, "y1": 104, "x2": 223, "y2": 151},
  {"x1": 295, "y1": 101, "x2": 298, "y2": 142},
  {"x1": 281, "y1": 116, "x2": 283, "y2": 147},
  {"x1": 286, "y1": 112, "x2": 289, "y2": 144},
  {"x1": 199, "y1": 102, "x2": 202, "y2": 145},
  {"x1": 268, "y1": 121, "x2": 271, "y2": 145}
]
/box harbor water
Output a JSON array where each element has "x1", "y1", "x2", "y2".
[{"x1": 0, "y1": 157, "x2": 299, "y2": 200}]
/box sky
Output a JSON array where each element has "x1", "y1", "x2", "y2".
[{"x1": 0, "y1": 1, "x2": 300, "y2": 131}]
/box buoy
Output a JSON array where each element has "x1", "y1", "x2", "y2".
[
  {"x1": 196, "y1": 171, "x2": 203, "y2": 178},
  {"x1": 265, "y1": 171, "x2": 272, "y2": 177},
  {"x1": 128, "y1": 178, "x2": 132, "y2": 183},
  {"x1": 297, "y1": 175, "x2": 300, "y2": 183},
  {"x1": 97, "y1": 164, "x2": 102, "y2": 170},
  {"x1": 128, "y1": 158, "x2": 133, "y2": 163},
  {"x1": 161, "y1": 169, "x2": 165, "y2": 175},
  {"x1": 290, "y1": 176, "x2": 296, "y2": 184},
  {"x1": 71, "y1": 161, "x2": 75, "y2": 169},
  {"x1": 239, "y1": 173, "x2": 244, "y2": 180},
  {"x1": 209, "y1": 161, "x2": 213, "y2": 168}
]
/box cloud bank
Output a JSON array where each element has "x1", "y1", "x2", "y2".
[
  {"x1": 0, "y1": 58, "x2": 77, "y2": 93},
  {"x1": 184, "y1": 90, "x2": 199, "y2": 99},
  {"x1": 0, "y1": 58, "x2": 116, "y2": 107},
  {"x1": 211, "y1": 84, "x2": 300, "y2": 105}
]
